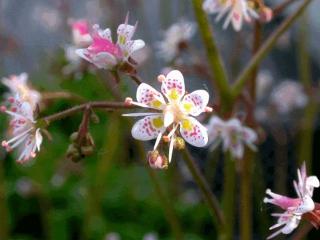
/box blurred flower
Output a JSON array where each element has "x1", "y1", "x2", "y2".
[
  {"x1": 16, "y1": 177, "x2": 34, "y2": 198},
  {"x1": 256, "y1": 70, "x2": 273, "y2": 100},
  {"x1": 124, "y1": 70, "x2": 211, "y2": 164},
  {"x1": 202, "y1": 0, "x2": 259, "y2": 31},
  {"x1": 33, "y1": 5, "x2": 62, "y2": 32},
  {"x1": 70, "y1": 19, "x2": 92, "y2": 48},
  {"x1": 207, "y1": 116, "x2": 257, "y2": 159},
  {"x1": 156, "y1": 20, "x2": 196, "y2": 61},
  {"x1": 104, "y1": 232, "x2": 121, "y2": 240},
  {"x1": 76, "y1": 14, "x2": 145, "y2": 70},
  {"x1": 2, "y1": 73, "x2": 41, "y2": 109},
  {"x1": 63, "y1": 45, "x2": 83, "y2": 75},
  {"x1": 1, "y1": 94, "x2": 43, "y2": 163},
  {"x1": 270, "y1": 80, "x2": 307, "y2": 114},
  {"x1": 263, "y1": 162, "x2": 320, "y2": 239},
  {"x1": 143, "y1": 232, "x2": 158, "y2": 240}
]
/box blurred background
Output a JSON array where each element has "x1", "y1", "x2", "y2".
[{"x1": 0, "y1": 0, "x2": 320, "y2": 239}]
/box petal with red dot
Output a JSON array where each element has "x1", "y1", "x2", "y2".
[
  {"x1": 136, "y1": 83, "x2": 166, "y2": 109},
  {"x1": 181, "y1": 90, "x2": 209, "y2": 116},
  {"x1": 180, "y1": 117, "x2": 208, "y2": 147},
  {"x1": 131, "y1": 114, "x2": 166, "y2": 141},
  {"x1": 161, "y1": 70, "x2": 185, "y2": 102}
]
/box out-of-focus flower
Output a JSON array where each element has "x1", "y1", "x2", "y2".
[
  {"x1": 2, "y1": 73, "x2": 41, "y2": 109},
  {"x1": 104, "y1": 232, "x2": 121, "y2": 240},
  {"x1": 270, "y1": 80, "x2": 307, "y2": 114},
  {"x1": 156, "y1": 20, "x2": 196, "y2": 61},
  {"x1": 70, "y1": 19, "x2": 92, "y2": 48},
  {"x1": 1, "y1": 94, "x2": 43, "y2": 163},
  {"x1": 256, "y1": 70, "x2": 273, "y2": 100},
  {"x1": 207, "y1": 116, "x2": 257, "y2": 159},
  {"x1": 143, "y1": 232, "x2": 158, "y2": 240},
  {"x1": 33, "y1": 5, "x2": 62, "y2": 32},
  {"x1": 202, "y1": 0, "x2": 259, "y2": 31},
  {"x1": 124, "y1": 70, "x2": 211, "y2": 164},
  {"x1": 63, "y1": 45, "x2": 83, "y2": 75},
  {"x1": 76, "y1": 15, "x2": 145, "y2": 70},
  {"x1": 264, "y1": 163, "x2": 320, "y2": 239}
]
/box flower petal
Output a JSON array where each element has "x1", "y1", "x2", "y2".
[
  {"x1": 161, "y1": 70, "x2": 185, "y2": 102},
  {"x1": 136, "y1": 83, "x2": 166, "y2": 109},
  {"x1": 181, "y1": 90, "x2": 209, "y2": 116},
  {"x1": 180, "y1": 117, "x2": 208, "y2": 147},
  {"x1": 230, "y1": 2, "x2": 244, "y2": 31},
  {"x1": 131, "y1": 114, "x2": 166, "y2": 141},
  {"x1": 117, "y1": 23, "x2": 136, "y2": 46}
]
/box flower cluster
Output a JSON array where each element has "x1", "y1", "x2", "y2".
[
  {"x1": 264, "y1": 163, "x2": 320, "y2": 239},
  {"x1": 76, "y1": 15, "x2": 145, "y2": 70},
  {"x1": 156, "y1": 20, "x2": 196, "y2": 62},
  {"x1": 206, "y1": 116, "x2": 257, "y2": 159},
  {"x1": 124, "y1": 70, "x2": 211, "y2": 167},
  {"x1": 1, "y1": 73, "x2": 43, "y2": 163},
  {"x1": 203, "y1": 0, "x2": 272, "y2": 31}
]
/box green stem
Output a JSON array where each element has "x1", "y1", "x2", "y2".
[
  {"x1": 136, "y1": 142, "x2": 184, "y2": 240},
  {"x1": 220, "y1": 153, "x2": 236, "y2": 240},
  {"x1": 231, "y1": 0, "x2": 313, "y2": 99},
  {"x1": 297, "y1": 13, "x2": 317, "y2": 172},
  {"x1": 240, "y1": 151, "x2": 254, "y2": 240},
  {"x1": 181, "y1": 148, "x2": 225, "y2": 229},
  {"x1": 191, "y1": 0, "x2": 231, "y2": 106},
  {"x1": 0, "y1": 160, "x2": 9, "y2": 240}
]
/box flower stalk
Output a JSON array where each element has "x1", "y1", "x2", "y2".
[
  {"x1": 181, "y1": 148, "x2": 226, "y2": 229},
  {"x1": 231, "y1": 0, "x2": 314, "y2": 99}
]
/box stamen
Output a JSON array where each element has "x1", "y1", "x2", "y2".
[{"x1": 157, "y1": 74, "x2": 166, "y2": 82}]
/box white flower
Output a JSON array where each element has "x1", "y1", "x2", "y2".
[
  {"x1": 263, "y1": 163, "x2": 320, "y2": 239},
  {"x1": 156, "y1": 20, "x2": 196, "y2": 61},
  {"x1": 202, "y1": 0, "x2": 259, "y2": 31},
  {"x1": 124, "y1": 70, "x2": 211, "y2": 163},
  {"x1": 207, "y1": 116, "x2": 257, "y2": 159},
  {"x1": 256, "y1": 70, "x2": 273, "y2": 100},
  {"x1": 2, "y1": 73, "x2": 41, "y2": 109},
  {"x1": 270, "y1": 80, "x2": 307, "y2": 114},
  {"x1": 1, "y1": 94, "x2": 43, "y2": 163},
  {"x1": 76, "y1": 15, "x2": 145, "y2": 70}
]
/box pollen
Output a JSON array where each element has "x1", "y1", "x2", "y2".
[
  {"x1": 152, "y1": 117, "x2": 164, "y2": 128},
  {"x1": 181, "y1": 119, "x2": 192, "y2": 131}
]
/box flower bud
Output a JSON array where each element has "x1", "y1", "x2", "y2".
[
  {"x1": 66, "y1": 144, "x2": 81, "y2": 162},
  {"x1": 70, "y1": 132, "x2": 79, "y2": 142},
  {"x1": 81, "y1": 145, "x2": 94, "y2": 156},
  {"x1": 260, "y1": 7, "x2": 273, "y2": 23},
  {"x1": 174, "y1": 137, "x2": 185, "y2": 150},
  {"x1": 147, "y1": 150, "x2": 168, "y2": 170}
]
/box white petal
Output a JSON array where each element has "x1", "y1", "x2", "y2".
[
  {"x1": 131, "y1": 115, "x2": 166, "y2": 141},
  {"x1": 136, "y1": 83, "x2": 166, "y2": 109},
  {"x1": 180, "y1": 117, "x2": 208, "y2": 147},
  {"x1": 161, "y1": 70, "x2": 185, "y2": 102},
  {"x1": 181, "y1": 90, "x2": 210, "y2": 116}
]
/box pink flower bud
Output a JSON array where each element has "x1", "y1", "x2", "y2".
[
  {"x1": 147, "y1": 150, "x2": 168, "y2": 170},
  {"x1": 260, "y1": 7, "x2": 273, "y2": 23}
]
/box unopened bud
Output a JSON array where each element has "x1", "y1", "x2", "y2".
[
  {"x1": 81, "y1": 145, "x2": 94, "y2": 156},
  {"x1": 66, "y1": 144, "x2": 81, "y2": 162},
  {"x1": 70, "y1": 132, "x2": 79, "y2": 142},
  {"x1": 157, "y1": 74, "x2": 166, "y2": 83},
  {"x1": 260, "y1": 7, "x2": 273, "y2": 23},
  {"x1": 174, "y1": 137, "x2": 185, "y2": 150},
  {"x1": 147, "y1": 150, "x2": 168, "y2": 170},
  {"x1": 90, "y1": 112, "x2": 100, "y2": 124},
  {"x1": 125, "y1": 97, "x2": 133, "y2": 106}
]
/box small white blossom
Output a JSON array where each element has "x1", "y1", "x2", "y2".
[
  {"x1": 270, "y1": 80, "x2": 307, "y2": 114},
  {"x1": 156, "y1": 20, "x2": 196, "y2": 61},
  {"x1": 2, "y1": 73, "x2": 41, "y2": 108},
  {"x1": 124, "y1": 70, "x2": 211, "y2": 164},
  {"x1": 203, "y1": 0, "x2": 259, "y2": 31},
  {"x1": 1, "y1": 94, "x2": 43, "y2": 163},
  {"x1": 207, "y1": 116, "x2": 257, "y2": 159},
  {"x1": 76, "y1": 15, "x2": 145, "y2": 70}
]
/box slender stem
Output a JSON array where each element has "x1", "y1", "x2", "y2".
[
  {"x1": 297, "y1": 13, "x2": 317, "y2": 172},
  {"x1": 42, "y1": 101, "x2": 135, "y2": 124},
  {"x1": 136, "y1": 142, "x2": 184, "y2": 240},
  {"x1": 231, "y1": 0, "x2": 313, "y2": 99},
  {"x1": 272, "y1": 0, "x2": 296, "y2": 17},
  {"x1": 240, "y1": 151, "x2": 254, "y2": 240},
  {"x1": 0, "y1": 160, "x2": 9, "y2": 240},
  {"x1": 220, "y1": 152, "x2": 236, "y2": 240},
  {"x1": 181, "y1": 148, "x2": 225, "y2": 228},
  {"x1": 41, "y1": 91, "x2": 86, "y2": 103},
  {"x1": 129, "y1": 74, "x2": 143, "y2": 85},
  {"x1": 191, "y1": 0, "x2": 232, "y2": 107}
]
